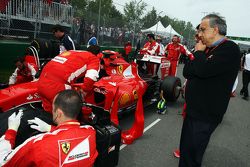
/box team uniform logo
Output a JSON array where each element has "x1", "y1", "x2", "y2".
[
  {"x1": 61, "y1": 51, "x2": 71, "y2": 57},
  {"x1": 61, "y1": 142, "x2": 71, "y2": 154},
  {"x1": 59, "y1": 137, "x2": 91, "y2": 166}
]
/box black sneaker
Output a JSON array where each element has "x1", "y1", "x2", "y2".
[{"x1": 242, "y1": 96, "x2": 249, "y2": 101}]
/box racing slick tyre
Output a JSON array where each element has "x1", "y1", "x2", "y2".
[
  {"x1": 30, "y1": 38, "x2": 59, "y2": 60},
  {"x1": 161, "y1": 76, "x2": 181, "y2": 102}
]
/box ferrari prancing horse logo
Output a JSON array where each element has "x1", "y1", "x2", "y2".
[
  {"x1": 118, "y1": 65, "x2": 123, "y2": 74},
  {"x1": 61, "y1": 142, "x2": 71, "y2": 154}
]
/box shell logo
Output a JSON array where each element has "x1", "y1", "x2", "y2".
[
  {"x1": 61, "y1": 51, "x2": 71, "y2": 57},
  {"x1": 133, "y1": 90, "x2": 138, "y2": 100},
  {"x1": 119, "y1": 93, "x2": 131, "y2": 106},
  {"x1": 117, "y1": 65, "x2": 123, "y2": 74}
]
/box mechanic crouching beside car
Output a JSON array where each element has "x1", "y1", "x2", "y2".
[
  {"x1": 9, "y1": 56, "x2": 38, "y2": 86},
  {"x1": 37, "y1": 45, "x2": 101, "y2": 112},
  {"x1": 0, "y1": 90, "x2": 98, "y2": 167}
]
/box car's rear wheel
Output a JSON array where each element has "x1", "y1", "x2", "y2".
[{"x1": 161, "y1": 76, "x2": 181, "y2": 101}]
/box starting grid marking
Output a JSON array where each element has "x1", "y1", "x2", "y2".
[{"x1": 120, "y1": 118, "x2": 161, "y2": 150}]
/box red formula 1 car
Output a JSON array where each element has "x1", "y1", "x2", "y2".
[
  {"x1": 0, "y1": 49, "x2": 183, "y2": 166},
  {"x1": 0, "y1": 49, "x2": 182, "y2": 143}
]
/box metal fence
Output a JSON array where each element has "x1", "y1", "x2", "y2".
[
  {"x1": 0, "y1": 0, "x2": 147, "y2": 47},
  {"x1": 0, "y1": 0, "x2": 73, "y2": 40}
]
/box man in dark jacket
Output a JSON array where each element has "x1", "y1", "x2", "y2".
[
  {"x1": 240, "y1": 49, "x2": 250, "y2": 100},
  {"x1": 52, "y1": 24, "x2": 75, "y2": 54},
  {"x1": 179, "y1": 14, "x2": 241, "y2": 167}
]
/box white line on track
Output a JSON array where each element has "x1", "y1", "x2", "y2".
[{"x1": 120, "y1": 118, "x2": 161, "y2": 150}]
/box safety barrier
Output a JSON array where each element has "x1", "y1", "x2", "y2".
[{"x1": 0, "y1": 0, "x2": 73, "y2": 39}]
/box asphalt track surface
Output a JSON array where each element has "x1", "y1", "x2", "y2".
[{"x1": 118, "y1": 64, "x2": 250, "y2": 167}]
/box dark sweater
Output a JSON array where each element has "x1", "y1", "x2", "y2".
[{"x1": 183, "y1": 40, "x2": 241, "y2": 123}]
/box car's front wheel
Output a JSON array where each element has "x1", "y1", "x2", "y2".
[{"x1": 161, "y1": 76, "x2": 181, "y2": 101}]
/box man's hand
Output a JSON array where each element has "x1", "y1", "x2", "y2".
[
  {"x1": 28, "y1": 117, "x2": 51, "y2": 132},
  {"x1": 195, "y1": 40, "x2": 206, "y2": 51},
  {"x1": 8, "y1": 111, "x2": 23, "y2": 131}
]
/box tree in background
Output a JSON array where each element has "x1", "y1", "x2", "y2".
[
  {"x1": 142, "y1": 7, "x2": 157, "y2": 29},
  {"x1": 123, "y1": 0, "x2": 147, "y2": 32},
  {"x1": 70, "y1": 0, "x2": 196, "y2": 46},
  {"x1": 71, "y1": 0, "x2": 88, "y2": 17},
  {"x1": 123, "y1": 0, "x2": 147, "y2": 46}
]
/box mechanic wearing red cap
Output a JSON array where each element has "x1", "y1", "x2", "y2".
[
  {"x1": 165, "y1": 35, "x2": 193, "y2": 76},
  {"x1": 0, "y1": 89, "x2": 98, "y2": 167},
  {"x1": 37, "y1": 45, "x2": 101, "y2": 112}
]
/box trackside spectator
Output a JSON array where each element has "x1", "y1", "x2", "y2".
[{"x1": 52, "y1": 24, "x2": 75, "y2": 54}]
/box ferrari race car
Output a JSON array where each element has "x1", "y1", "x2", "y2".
[
  {"x1": 0, "y1": 49, "x2": 182, "y2": 140},
  {"x1": 0, "y1": 47, "x2": 182, "y2": 166}
]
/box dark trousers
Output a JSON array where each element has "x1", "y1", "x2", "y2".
[
  {"x1": 241, "y1": 70, "x2": 250, "y2": 97},
  {"x1": 179, "y1": 115, "x2": 218, "y2": 167}
]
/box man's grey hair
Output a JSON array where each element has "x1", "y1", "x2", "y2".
[{"x1": 202, "y1": 13, "x2": 227, "y2": 36}]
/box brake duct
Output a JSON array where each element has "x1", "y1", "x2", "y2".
[{"x1": 109, "y1": 86, "x2": 144, "y2": 144}]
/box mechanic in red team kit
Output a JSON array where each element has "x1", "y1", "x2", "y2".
[
  {"x1": 140, "y1": 33, "x2": 160, "y2": 75},
  {"x1": 140, "y1": 33, "x2": 160, "y2": 56},
  {"x1": 38, "y1": 45, "x2": 101, "y2": 112},
  {"x1": 165, "y1": 35, "x2": 193, "y2": 76},
  {"x1": 0, "y1": 90, "x2": 98, "y2": 167},
  {"x1": 8, "y1": 56, "x2": 37, "y2": 85}
]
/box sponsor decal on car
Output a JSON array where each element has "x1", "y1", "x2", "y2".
[
  {"x1": 94, "y1": 88, "x2": 108, "y2": 94},
  {"x1": 26, "y1": 93, "x2": 40, "y2": 101},
  {"x1": 117, "y1": 65, "x2": 123, "y2": 74},
  {"x1": 133, "y1": 90, "x2": 138, "y2": 100},
  {"x1": 119, "y1": 93, "x2": 131, "y2": 106}
]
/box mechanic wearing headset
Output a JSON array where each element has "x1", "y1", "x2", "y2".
[
  {"x1": 52, "y1": 24, "x2": 75, "y2": 54},
  {"x1": 9, "y1": 56, "x2": 37, "y2": 85},
  {"x1": 165, "y1": 35, "x2": 193, "y2": 76},
  {"x1": 0, "y1": 90, "x2": 98, "y2": 167},
  {"x1": 37, "y1": 45, "x2": 101, "y2": 112}
]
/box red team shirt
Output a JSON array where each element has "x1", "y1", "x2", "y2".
[
  {"x1": 38, "y1": 50, "x2": 100, "y2": 112},
  {"x1": 141, "y1": 41, "x2": 160, "y2": 56},
  {"x1": 0, "y1": 121, "x2": 98, "y2": 167}
]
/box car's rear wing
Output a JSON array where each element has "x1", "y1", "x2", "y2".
[
  {"x1": 139, "y1": 54, "x2": 163, "y2": 64},
  {"x1": 137, "y1": 55, "x2": 171, "y2": 80}
]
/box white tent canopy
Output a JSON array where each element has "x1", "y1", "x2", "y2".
[
  {"x1": 165, "y1": 25, "x2": 182, "y2": 37},
  {"x1": 141, "y1": 21, "x2": 182, "y2": 38},
  {"x1": 141, "y1": 21, "x2": 166, "y2": 35}
]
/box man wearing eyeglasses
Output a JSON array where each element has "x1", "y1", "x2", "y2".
[{"x1": 179, "y1": 14, "x2": 241, "y2": 167}]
